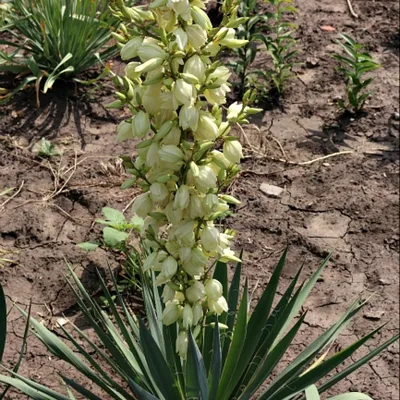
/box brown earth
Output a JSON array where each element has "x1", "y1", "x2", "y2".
[{"x1": 0, "y1": 0, "x2": 399, "y2": 399}]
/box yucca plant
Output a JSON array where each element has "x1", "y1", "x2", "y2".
[
  {"x1": 0, "y1": 250, "x2": 397, "y2": 399},
  {"x1": 0, "y1": 0, "x2": 121, "y2": 105},
  {"x1": 332, "y1": 34, "x2": 380, "y2": 114}
]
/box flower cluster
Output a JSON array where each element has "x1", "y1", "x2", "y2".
[{"x1": 110, "y1": 0, "x2": 260, "y2": 358}]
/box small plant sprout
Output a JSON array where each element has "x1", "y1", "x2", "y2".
[
  {"x1": 333, "y1": 34, "x2": 380, "y2": 114},
  {"x1": 31, "y1": 138, "x2": 61, "y2": 158},
  {"x1": 228, "y1": 0, "x2": 270, "y2": 99},
  {"x1": 264, "y1": 0, "x2": 299, "y2": 94}
]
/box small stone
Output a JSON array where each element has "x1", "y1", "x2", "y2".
[
  {"x1": 322, "y1": 162, "x2": 330, "y2": 167},
  {"x1": 393, "y1": 112, "x2": 400, "y2": 121},
  {"x1": 378, "y1": 278, "x2": 391, "y2": 286},
  {"x1": 319, "y1": 25, "x2": 336, "y2": 32},
  {"x1": 332, "y1": 95, "x2": 343, "y2": 102},
  {"x1": 363, "y1": 310, "x2": 385, "y2": 321},
  {"x1": 260, "y1": 183, "x2": 284, "y2": 198},
  {"x1": 306, "y1": 57, "x2": 319, "y2": 68}
]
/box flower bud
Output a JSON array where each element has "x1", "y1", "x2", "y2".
[
  {"x1": 176, "y1": 330, "x2": 188, "y2": 359},
  {"x1": 189, "y1": 195, "x2": 203, "y2": 219},
  {"x1": 227, "y1": 101, "x2": 243, "y2": 121},
  {"x1": 162, "y1": 125, "x2": 181, "y2": 146},
  {"x1": 182, "y1": 247, "x2": 207, "y2": 277},
  {"x1": 173, "y1": 27, "x2": 188, "y2": 50},
  {"x1": 195, "y1": 165, "x2": 217, "y2": 192},
  {"x1": 204, "y1": 41, "x2": 220, "y2": 56},
  {"x1": 159, "y1": 145, "x2": 184, "y2": 164},
  {"x1": 208, "y1": 296, "x2": 228, "y2": 315},
  {"x1": 134, "y1": 57, "x2": 164, "y2": 74},
  {"x1": 162, "y1": 284, "x2": 176, "y2": 303},
  {"x1": 175, "y1": 291, "x2": 185, "y2": 302},
  {"x1": 150, "y1": 182, "x2": 169, "y2": 203},
  {"x1": 195, "y1": 113, "x2": 218, "y2": 141},
  {"x1": 208, "y1": 66, "x2": 231, "y2": 85},
  {"x1": 132, "y1": 193, "x2": 153, "y2": 218},
  {"x1": 191, "y1": 6, "x2": 212, "y2": 30},
  {"x1": 223, "y1": 140, "x2": 243, "y2": 164},
  {"x1": 203, "y1": 193, "x2": 219, "y2": 214},
  {"x1": 205, "y1": 279, "x2": 223, "y2": 300},
  {"x1": 174, "y1": 79, "x2": 195, "y2": 106},
  {"x1": 162, "y1": 300, "x2": 180, "y2": 325},
  {"x1": 179, "y1": 105, "x2": 199, "y2": 131},
  {"x1": 219, "y1": 248, "x2": 241, "y2": 263},
  {"x1": 165, "y1": 202, "x2": 183, "y2": 224},
  {"x1": 124, "y1": 62, "x2": 141, "y2": 80},
  {"x1": 184, "y1": 55, "x2": 206, "y2": 83},
  {"x1": 220, "y1": 194, "x2": 241, "y2": 205},
  {"x1": 185, "y1": 281, "x2": 206, "y2": 303},
  {"x1": 132, "y1": 111, "x2": 150, "y2": 138},
  {"x1": 174, "y1": 184, "x2": 190, "y2": 209},
  {"x1": 116, "y1": 121, "x2": 133, "y2": 142},
  {"x1": 163, "y1": 256, "x2": 178, "y2": 279},
  {"x1": 179, "y1": 247, "x2": 192, "y2": 263},
  {"x1": 204, "y1": 84, "x2": 230, "y2": 105},
  {"x1": 137, "y1": 43, "x2": 167, "y2": 62},
  {"x1": 192, "y1": 302, "x2": 203, "y2": 325},
  {"x1": 142, "y1": 82, "x2": 162, "y2": 115},
  {"x1": 215, "y1": 27, "x2": 248, "y2": 48},
  {"x1": 182, "y1": 304, "x2": 194, "y2": 328},
  {"x1": 201, "y1": 225, "x2": 220, "y2": 252},
  {"x1": 120, "y1": 37, "x2": 143, "y2": 60},
  {"x1": 145, "y1": 142, "x2": 160, "y2": 168},
  {"x1": 174, "y1": 220, "x2": 195, "y2": 245},
  {"x1": 149, "y1": 0, "x2": 168, "y2": 8},
  {"x1": 186, "y1": 25, "x2": 207, "y2": 50},
  {"x1": 168, "y1": 0, "x2": 191, "y2": 21}
]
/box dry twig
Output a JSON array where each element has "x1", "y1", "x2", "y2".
[
  {"x1": 346, "y1": 0, "x2": 359, "y2": 18},
  {"x1": 0, "y1": 180, "x2": 24, "y2": 210}
]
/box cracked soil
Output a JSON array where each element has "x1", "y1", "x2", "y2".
[{"x1": 0, "y1": 0, "x2": 399, "y2": 398}]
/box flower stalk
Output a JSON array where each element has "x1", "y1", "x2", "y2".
[{"x1": 110, "y1": 0, "x2": 261, "y2": 358}]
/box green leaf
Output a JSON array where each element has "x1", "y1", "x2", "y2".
[
  {"x1": 240, "y1": 313, "x2": 307, "y2": 400},
  {"x1": 305, "y1": 385, "x2": 320, "y2": 400},
  {"x1": 77, "y1": 242, "x2": 100, "y2": 251},
  {"x1": 128, "y1": 379, "x2": 160, "y2": 400},
  {"x1": 130, "y1": 215, "x2": 144, "y2": 230},
  {"x1": 0, "y1": 284, "x2": 6, "y2": 361},
  {"x1": 103, "y1": 227, "x2": 128, "y2": 247},
  {"x1": 121, "y1": 178, "x2": 136, "y2": 190},
  {"x1": 139, "y1": 319, "x2": 183, "y2": 400},
  {"x1": 221, "y1": 259, "x2": 242, "y2": 363},
  {"x1": 225, "y1": 249, "x2": 288, "y2": 398},
  {"x1": 208, "y1": 316, "x2": 222, "y2": 400},
  {"x1": 0, "y1": 373, "x2": 70, "y2": 400},
  {"x1": 0, "y1": 299, "x2": 32, "y2": 400},
  {"x1": 217, "y1": 280, "x2": 248, "y2": 400},
  {"x1": 186, "y1": 330, "x2": 208, "y2": 400},
  {"x1": 102, "y1": 207, "x2": 126, "y2": 226},
  {"x1": 271, "y1": 254, "x2": 330, "y2": 347},
  {"x1": 43, "y1": 53, "x2": 74, "y2": 93},
  {"x1": 203, "y1": 261, "x2": 228, "y2": 372},
  {"x1": 317, "y1": 333, "x2": 400, "y2": 396},
  {"x1": 263, "y1": 299, "x2": 369, "y2": 400},
  {"x1": 60, "y1": 376, "x2": 102, "y2": 400},
  {"x1": 327, "y1": 394, "x2": 373, "y2": 400}
]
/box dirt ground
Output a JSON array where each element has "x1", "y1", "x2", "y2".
[{"x1": 0, "y1": 0, "x2": 399, "y2": 399}]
